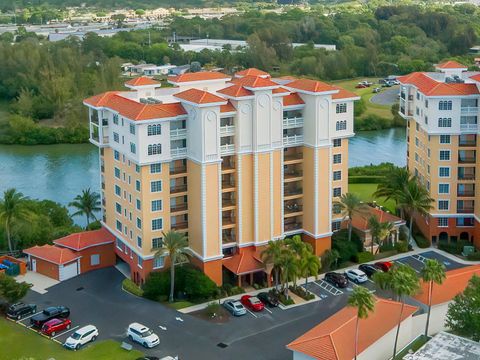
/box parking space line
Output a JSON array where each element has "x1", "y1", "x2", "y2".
[
  {"x1": 247, "y1": 309, "x2": 257, "y2": 318},
  {"x1": 312, "y1": 280, "x2": 343, "y2": 296},
  {"x1": 52, "y1": 326, "x2": 79, "y2": 339},
  {"x1": 395, "y1": 260, "x2": 420, "y2": 273},
  {"x1": 264, "y1": 307, "x2": 273, "y2": 314},
  {"x1": 20, "y1": 311, "x2": 42, "y2": 321}
]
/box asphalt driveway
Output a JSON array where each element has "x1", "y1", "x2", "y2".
[{"x1": 371, "y1": 87, "x2": 399, "y2": 106}]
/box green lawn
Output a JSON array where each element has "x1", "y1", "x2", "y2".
[
  {"x1": 0, "y1": 318, "x2": 143, "y2": 360},
  {"x1": 348, "y1": 183, "x2": 396, "y2": 213}
]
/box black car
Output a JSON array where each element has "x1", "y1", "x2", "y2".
[
  {"x1": 359, "y1": 264, "x2": 380, "y2": 278},
  {"x1": 324, "y1": 272, "x2": 349, "y2": 288},
  {"x1": 257, "y1": 292, "x2": 279, "y2": 307},
  {"x1": 30, "y1": 306, "x2": 70, "y2": 328},
  {"x1": 6, "y1": 302, "x2": 37, "y2": 320}
]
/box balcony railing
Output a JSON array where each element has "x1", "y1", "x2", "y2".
[
  {"x1": 170, "y1": 166, "x2": 187, "y2": 175},
  {"x1": 284, "y1": 171, "x2": 303, "y2": 181},
  {"x1": 171, "y1": 222, "x2": 188, "y2": 231},
  {"x1": 458, "y1": 208, "x2": 475, "y2": 214},
  {"x1": 171, "y1": 203, "x2": 188, "y2": 213},
  {"x1": 222, "y1": 217, "x2": 236, "y2": 226},
  {"x1": 284, "y1": 188, "x2": 303, "y2": 197},
  {"x1": 170, "y1": 128, "x2": 187, "y2": 140},
  {"x1": 283, "y1": 117, "x2": 304, "y2": 129},
  {"x1": 458, "y1": 174, "x2": 475, "y2": 181},
  {"x1": 284, "y1": 222, "x2": 302, "y2": 232},
  {"x1": 220, "y1": 125, "x2": 235, "y2": 136},
  {"x1": 222, "y1": 198, "x2": 236, "y2": 208},
  {"x1": 171, "y1": 147, "x2": 187, "y2": 158},
  {"x1": 458, "y1": 191, "x2": 475, "y2": 197},
  {"x1": 460, "y1": 123, "x2": 478, "y2": 132},
  {"x1": 170, "y1": 184, "x2": 187, "y2": 194},
  {"x1": 220, "y1": 144, "x2": 235, "y2": 155},
  {"x1": 283, "y1": 134, "x2": 304, "y2": 146},
  {"x1": 459, "y1": 157, "x2": 476, "y2": 164},
  {"x1": 461, "y1": 106, "x2": 478, "y2": 114},
  {"x1": 284, "y1": 153, "x2": 303, "y2": 164},
  {"x1": 222, "y1": 234, "x2": 236, "y2": 244},
  {"x1": 285, "y1": 204, "x2": 303, "y2": 214},
  {"x1": 459, "y1": 140, "x2": 477, "y2": 147}
]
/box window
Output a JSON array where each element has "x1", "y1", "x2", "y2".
[
  {"x1": 415, "y1": 153, "x2": 419, "y2": 162},
  {"x1": 153, "y1": 256, "x2": 165, "y2": 269},
  {"x1": 129, "y1": 123, "x2": 135, "y2": 135},
  {"x1": 90, "y1": 254, "x2": 100, "y2": 266},
  {"x1": 114, "y1": 167, "x2": 121, "y2": 179},
  {"x1": 439, "y1": 100, "x2": 453, "y2": 110},
  {"x1": 137, "y1": 236, "x2": 142, "y2": 248},
  {"x1": 425, "y1": 116, "x2": 428, "y2": 124},
  {"x1": 439, "y1": 150, "x2": 450, "y2": 161},
  {"x1": 333, "y1": 139, "x2": 342, "y2": 147},
  {"x1": 438, "y1": 118, "x2": 452, "y2": 127},
  {"x1": 416, "y1": 92, "x2": 420, "y2": 100},
  {"x1": 333, "y1": 171, "x2": 341, "y2": 181},
  {"x1": 150, "y1": 163, "x2": 162, "y2": 174},
  {"x1": 332, "y1": 221, "x2": 341, "y2": 232},
  {"x1": 333, "y1": 154, "x2": 342, "y2": 164},
  {"x1": 116, "y1": 238, "x2": 124, "y2": 252},
  {"x1": 438, "y1": 218, "x2": 448, "y2": 227},
  {"x1": 113, "y1": 132, "x2": 119, "y2": 143},
  {"x1": 152, "y1": 218, "x2": 163, "y2": 231},
  {"x1": 336, "y1": 103, "x2": 347, "y2": 113},
  {"x1": 138, "y1": 256, "x2": 143, "y2": 268},
  {"x1": 115, "y1": 185, "x2": 121, "y2": 196},
  {"x1": 438, "y1": 184, "x2": 450, "y2": 194},
  {"x1": 333, "y1": 187, "x2": 341, "y2": 197},
  {"x1": 439, "y1": 167, "x2": 450, "y2": 177},
  {"x1": 440, "y1": 135, "x2": 451, "y2": 144},
  {"x1": 113, "y1": 114, "x2": 119, "y2": 125},
  {"x1": 147, "y1": 124, "x2": 161, "y2": 136},
  {"x1": 130, "y1": 142, "x2": 136, "y2": 154},
  {"x1": 114, "y1": 150, "x2": 120, "y2": 161},
  {"x1": 135, "y1": 164, "x2": 140, "y2": 173},
  {"x1": 135, "y1": 180, "x2": 141, "y2": 192},
  {"x1": 152, "y1": 237, "x2": 163, "y2": 249},
  {"x1": 335, "y1": 121, "x2": 347, "y2": 131},
  {"x1": 438, "y1": 200, "x2": 449, "y2": 210},
  {"x1": 115, "y1": 202, "x2": 122, "y2": 214},
  {"x1": 116, "y1": 220, "x2": 123, "y2": 232},
  {"x1": 151, "y1": 180, "x2": 162, "y2": 193},
  {"x1": 136, "y1": 199, "x2": 141, "y2": 210},
  {"x1": 415, "y1": 137, "x2": 419, "y2": 146},
  {"x1": 136, "y1": 217, "x2": 142, "y2": 229},
  {"x1": 151, "y1": 200, "x2": 162, "y2": 211},
  {"x1": 425, "y1": 99, "x2": 428, "y2": 108},
  {"x1": 148, "y1": 144, "x2": 162, "y2": 156}
]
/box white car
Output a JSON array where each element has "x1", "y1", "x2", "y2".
[
  {"x1": 345, "y1": 269, "x2": 368, "y2": 284},
  {"x1": 127, "y1": 322, "x2": 160, "y2": 348},
  {"x1": 64, "y1": 325, "x2": 98, "y2": 350}
]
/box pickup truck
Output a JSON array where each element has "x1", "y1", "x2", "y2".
[{"x1": 30, "y1": 306, "x2": 70, "y2": 328}]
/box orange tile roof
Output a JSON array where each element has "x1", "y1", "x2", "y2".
[
  {"x1": 220, "y1": 100, "x2": 236, "y2": 113},
  {"x1": 168, "y1": 71, "x2": 230, "y2": 83},
  {"x1": 351, "y1": 206, "x2": 405, "y2": 232},
  {"x1": 231, "y1": 75, "x2": 278, "y2": 88},
  {"x1": 235, "y1": 68, "x2": 270, "y2": 77},
  {"x1": 84, "y1": 93, "x2": 187, "y2": 121},
  {"x1": 54, "y1": 227, "x2": 115, "y2": 251},
  {"x1": 223, "y1": 247, "x2": 264, "y2": 275},
  {"x1": 286, "y1": 78, "x2": 336, "y2": 93},
  {"x1": 469, "y1": 74, "x2": 480, "y2": 82},
  {"x1": 436, "y1": 60, "x2": 467, "y2": 69},
  {"x1": 174, "y1": 88, "x2": 226, "y2": 104},
  {"x1": 398, "y1": 72, "x2": 480, "y2": 96},
  {"x1": 287, "y1": 298, "x2": 417, "y2": 360},
  {"x1": 272, "y1": 87, "x2": 290, "y2": 94},
  {"x1": 283, "y1": 93, "x2": 305, "y2": 106},
  {"x1": 415, "y1": 265, "x2": 480, "y2": 306},
  {"x1": 24, "y1": 245, "x2": 81, "y2": 265},
  {"x1": 125, "y1": 76, "x2": 161, "y2": 87},
  {"x1": 331, "y1": 86, "x2": 360, "y2": 100},
  {"x1": 217, "y1": 84, "x2": 254, "y2": 98}
]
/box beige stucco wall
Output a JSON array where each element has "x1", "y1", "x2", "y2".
[
  {"x1": 257, "y1": 152, "x2": 272, "y2": 243},
  {"x1": 272, "y1": 150, "x2": 283, "y2": 237},
  {"x1": 317, "y1": 146, "x2": 332, "y2": 235},
  {"x1": 187, "y1": 160, "x2": 203, "y2": 256},
  {"x1": 205, "y1": 163, "x2": 221, "y2": 258},
  {"x1": 239, "y1": 154, "x2": 254, "y2": 245}
]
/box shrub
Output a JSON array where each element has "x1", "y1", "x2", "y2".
[
  {"x1": 122, "y1": 278, "x2": 143, "y2": 297},
  {"x1": 467, "y1": 252, "x2": 480, "y2": 261},
  {"x1": 289, "y1": 286, "x2": 315, "y2": 301},
  {"x1": 395, "y1": 241, "x2": 409, "y2": 253},
  {"x1": 333, "y1": 239, "x2": 359, "y2": 263},
  {"x1": 414, "y1": 233, "x2": 430, "y2": 248},
  {"x1": 398, "y1": 229, "x2": 408, "y2": 241},
  {"x1": 86, "y1": 220, "x2": 102, "y2": 231},
  {"x1": 355, "y1": 251, "x2": 375, "y2": 263},
  {"x1": 379, "y1": 243, "x2": 395, "y2": 252},
  {"x1": 278, "y1": 292, "x2": 295, "y2": 306},
  {"x1": 143, "y1": 271, "x2": 169, "y2": 301},
  {"x1": 229, "y1": 286, "x2": 245, "y2": 296},
  {"x1": 438, "y1": 240, "x2": 471, "y2": 255}
]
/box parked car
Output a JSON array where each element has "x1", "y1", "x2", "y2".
[
  {"x1": 257, "y1": 292, "x2": 280, "y2": 307},
  {"x1": 41, "y1": 318, "x2": 72, "y2": 336},
  {"x1": 375, "y1": 261, "x2": 393, "y2": 272},
  {"x1": 373, "y1": 87, "x2": 381, "y2": 93},
  {"x1": 6, "y1": 302, "x2": 37, "y2": 320},
  {"x1": 359, "y1": 264, "x2": 380, "y2": 278},
  {"x1": 64, "y1": 325, "x2": 98, "y2": 350},
  {"x1": 345, "y1": 269, "x2": 368, "y2": 284},
  {"x1": 359, "y1": 80, "x2": 373, "y2": 87},
  {"x1": 381, "y1": 82, "x2": 393, "y2": 87},
  {"x1": 324, "y1": 272, "x2": 349, "y2": 288},
  {"x1": 355, "y1": 84, "x2": 367, "y2": 89},
  {"x1": 240, "y1": 295, "x2": 265, "y2": 312},
  {"x1": 30, "y1": 306, "x2": 70, "y2": 328},
  {"x1": 127, "y1": 322, "x2": 160, "y2": 348},
  {"x1": 223, "y1": 299, "x2": 247, "y2": 316}
]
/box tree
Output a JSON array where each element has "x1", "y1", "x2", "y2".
[
  {"x1": 0, "y1": 273, "x2": 32, "y2": 304},
  {"x1": 299, "y1": 247, "x2": 321, "y2": 287},
  {"x1": 69, "y1": 188, "x2": 101, "y2": 228},
  {"x1": 0, "y1": 188, "x2": 32, "y2": 252},
  {"x1": 421, "y1": 259, "x2": 446, "y2": 337},
  {"x1": 373, "y1": 264, "x2": 420, "y2": 359},
  {"x1": 322, "y1": 249, "x2": 340, "y2": 270},
  {"x1": 367, "y1": 216, "x2": 381, "y2": 254},
  {"x1": 373, "y1": 167, "x2": 410, "y2": 217},
  {"x1": 335, "y1": 193, "x2": 366, "y2": 242},
  {"x1": 278, "y1": 248, "x2": 298, "y2": 299},
  {"x1": 446, "y1": 275, "x2": 480, "y2": 341},
  {"x1": 154, "y1": 231, "x2": 190, "y2": 303},
  {"x1": 261, "y1": 240, "x2": 284, "y2": 290},
  {"x1": 348, "y1": 286, "x2": 375, "y2": 360}
]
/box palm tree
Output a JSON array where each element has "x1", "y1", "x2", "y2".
[
  {"x1": 335, "y1": 193, "x2": 366, "y2": 242},
  {"x1": 374, "y1": 167, "x2": 410, "y2": 217},
  {"x1": 379, "y1": 221, "x2": 395, "y2": 247},
  {"x1": 154, "y1": 230, "x2": 190, "y2": 302},
  {"x1": 279, "y1": 248, "x2": 298, "y2": 298},
  {"x1": 367, "y1": 216, "x2": 381, "y2": 254},
  {"x1": 69, "y1": 188, "x2": 101, "y2": 228},
  {"x1": 261, "y1": 240, "x2": 284, "y2": 290},
  {"x1": 421, "y1": 259, "x2": 446, "y2": 337},
  {"x1": 299, "y1": 248, "x2": 321, "y2": 288},
  {"x1": 0, "y1": 189, "x2": 32, "y2": 253},
  {"x1": 348, "y1": 286, "x2": 375, "y2": 360},
  {"x1": 396, "y1": 178, "x2": 434, "y2": 243}
]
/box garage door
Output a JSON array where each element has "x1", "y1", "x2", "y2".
[{"x1": 59, "y1": 261, "x2": 79, "y2": 281}]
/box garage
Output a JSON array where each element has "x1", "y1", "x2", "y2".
[{"x1": 59, "y1": 261, "x2": 80, "y2": 281}]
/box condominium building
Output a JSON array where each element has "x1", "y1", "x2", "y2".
[
  {"x1": 84, "y1": 69, "x2": 358, "y2": 285},
  {"x1": 399, "y1": 61, "x2": 480, "y2": 246}
]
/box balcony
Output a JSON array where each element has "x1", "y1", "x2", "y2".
[
  {"x1": 171, "y1": 222, "x2": 188, "y2": 232},
  {"x1": 284, "y1": 168, "x2": 303, "y2": 182},
  {"x1": 284, "y1": 187, "x2": 303, "y2": 199},
  {"x1": 171, "y1": 203, "x2": 188, "y2": 214},
  {"x1": 284, "y1": 152, "x2": 303, "y2": 165},
  {"x1": 171, "y1": 147, "x2": 187, "y2": 159},
  {"x1": 458, "y1": 184, "x2": 475, "y2": 197},
  {"x1": 283, "y1": 117, "x2": 304, "y2": 129},
  {"x1": 170, "y1": 184, "x2": 187, "y2": 194},
  {"x1": 170, "y1": 128, "x2": 187, "y2": 140},
  {"x1": 284, "y1": 203, "x2": 303, "y2": 217},
  {"x1": 459, "y1": 135, "x2": 477, "y2": 147},
  {"x1": 458, "y1": 208, "x2": 475, "y2": 214},
  {"x1": 222, "y1": 196, "x2": 236, "y2": 209},
  {"x1": 283, "y1": 134, "x2": 304, "y2": 147},
  {"x1": 284, "y1": 217, "x2": 302, "y2": 233},
  {"x1": 459, "y1": 157, "x2": 476, "y2": 164},
  {"x1": 222, "y1": 229, "x2": 236, "y2": 245},
  {"x1": 170, "y1": 166, "x2": 187, "y2": 176},
  {"x1": 220, "y1": 143, "x2": 235, "y2": 155},
  {"x1": 460, "y1": 123, "x2": 478, "y2": 132},
  {"x1": 220, "y1": 125, "x2": 235, "y2": 136},
  {"x1": 222, "y1": 213, "x2": 236, "y2": 228},
  {"x1": 458, "y1": 168, "x2": 475, "y2": 181},
  {"x1": 461, "y1": 106, "x2": 478, "y2": 114}
]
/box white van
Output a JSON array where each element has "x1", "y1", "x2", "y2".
[
  {"x1": 64, "y1": 325, "x2": 98, "y2": 350},
  {"x1": 127, "y1": 322, "x2": 160, "y2": 348}
]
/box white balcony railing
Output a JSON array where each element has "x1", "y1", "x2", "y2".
[
  {"x1": 220, "y1": 125, "x2": 235, "y2": 136},
  {"x1": 220, "y1": 144, "x2": 235, "y2": 155},
  {"x1": 170, "y1": 128, "x2": 187, "y2": 140},
  {"x1": 283, "y1": 134, "x2": 304, "y2": 146},
  {"x1": 461, "y1": 106, "x2": 478, "y2": 114},
  {"x1": 283, "y1": 117, "x2": 304, "y2": 129},
  {"x1": 460, "y1": 123, "x2": 479, "y2": 132},
  {"x1": 171, "y1": 147, "x2": 187, "y2": 158}
]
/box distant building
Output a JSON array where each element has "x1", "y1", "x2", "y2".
[{"x1": 123, "y1": 63, "x2": 176, "y2": 76}]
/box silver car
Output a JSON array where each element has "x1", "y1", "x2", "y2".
[
  {"x1": 223, "y1": 299, "x2": 247, "y2": 316},
  {"x1": 345, "y1": 269, "x2": 368, "y2": 284}
]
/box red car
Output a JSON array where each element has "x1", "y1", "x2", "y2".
[
  {"x1": 375, "y1": 261, "x2": 393, "y2": 272},
  {"x1": 355, "y1": 84, "x2": 367, "y2": 88},
  {"x1": 41, "y1": 318, "x2": 72, "y2": 336},
  {"x1": 240, "y1": 295, "x2": 265, "y2": 312}
]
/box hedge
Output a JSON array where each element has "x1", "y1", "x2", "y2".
[
  {"x1": 348, "y1": 176, "x2": 385, "y2": 184},
  {"x1": 122, "y1": 278, "x2": 144, "y2": 297},
  {"x1": 354, "y1": 251, "x2": 375, "y2": 263},
  {"x1": 438, "y1": 240, "x2": 471, "y2": 255},
  {"x1": 395, "y1": 241, "x2": 409, "y2": 253},
  {"x1": 413, "y1": 233, "x2": 430, "y2": 248},
  {"x1": 467, "y1": 252, "x2": 480, "y2": 261}
]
